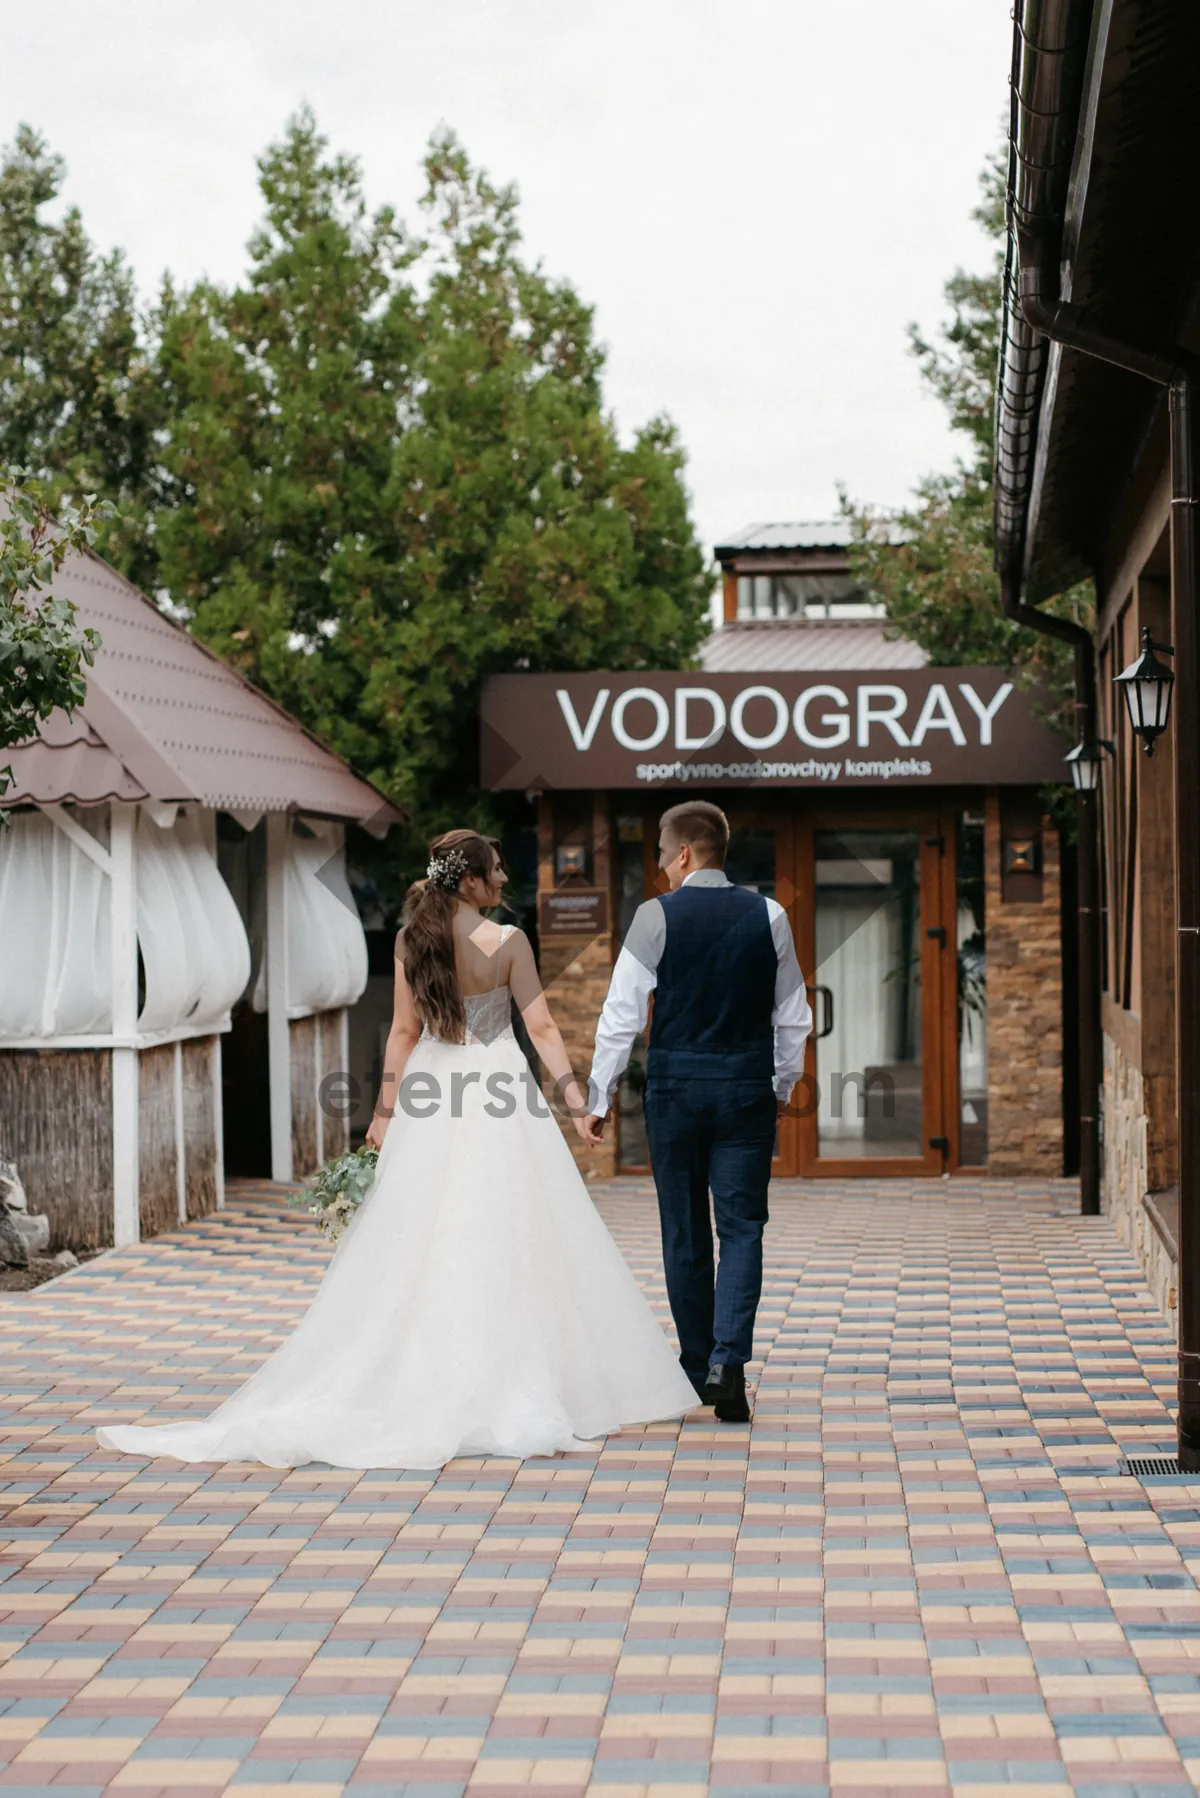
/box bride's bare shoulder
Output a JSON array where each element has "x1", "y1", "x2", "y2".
[{"x1": 461, "y1": 912, "x2": 507, "y2": 951}]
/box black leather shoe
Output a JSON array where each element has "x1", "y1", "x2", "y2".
[{"x1": 702, "y1": 1363, "x2": 750, "y2": 1423}]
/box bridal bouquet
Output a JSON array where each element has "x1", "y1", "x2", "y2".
[{"x1": 290, "y1": 1145, "x2": 379, "y2": 1242}]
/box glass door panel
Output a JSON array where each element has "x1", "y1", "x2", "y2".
[
  {"x1": 956, "y1": 813, "x2": 988, "y2": 1166},
  {"x1": 725, "y1": 817, "x2": 795, "y2": 1175},
  {"x1": 725, "y1": 824, "x2": 777, "y2": 899},
  {"x1": 813, "y1": 828, "x2": 923, "y2": 1160}
]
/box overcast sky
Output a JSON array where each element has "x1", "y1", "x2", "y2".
[{"x1": 3, "y1": 0, "x2": 1011, "y2": 558}]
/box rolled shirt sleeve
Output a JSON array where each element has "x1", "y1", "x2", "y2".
[
  {"x1": 587, "y1": 899, "x2": 665, "y2": 1116},
  {"x1": 766, "y1": 898, "x2": 812, "y2": 1102}
]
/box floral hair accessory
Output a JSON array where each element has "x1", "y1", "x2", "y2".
[{"x1": 426, "y1": 847, "x2": 471, "y2": 891}]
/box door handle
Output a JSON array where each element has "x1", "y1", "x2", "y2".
[
  {"x1": 927, "y1": 926, "x2": 947, "y2": 946},
  {"x1": 812, "y1": 984, "x2": 834, "y2": 1040}
]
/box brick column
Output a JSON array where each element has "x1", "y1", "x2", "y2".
[{"x1": 985, "y1": 792, "x2": 1064, "y2": 1175}]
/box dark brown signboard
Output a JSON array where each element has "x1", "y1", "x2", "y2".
[
  {"x1": 481, "y1": 668, "x2": 1068, "y2": 791},
  {"x1": 538, "y1": 887, "x2": 610, "y2": 938}
]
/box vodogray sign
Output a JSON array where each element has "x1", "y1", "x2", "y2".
[{"x1": 480, "y1": 669, "x2": 1068, "y2": 790}]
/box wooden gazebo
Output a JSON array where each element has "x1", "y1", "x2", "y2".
[{"x1": 0, "y1": 548, "x2": 400, "y2": 1250}]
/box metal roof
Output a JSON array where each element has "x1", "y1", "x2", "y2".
[
  {"x1": 7, "y1": 705, "x2": 147, "y2": 807},
  {"x1": 6, "y1": 549, "x2": 402, "y2": 827},
  {"x1": 713, "y1": 520, "x2": 854, "y2": 557},
  {"x1": 700, "y1": 621, "x2": 927, "y2": 674}
]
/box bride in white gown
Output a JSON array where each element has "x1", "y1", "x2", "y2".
[{"x1": 97, "y1": 829, "x2": 698, "y2": 1469}]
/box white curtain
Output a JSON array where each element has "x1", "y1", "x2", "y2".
[
  {"x1": 0, "y1": 805, "x2": 251, "y2": 1040},
  {"x1": 958, "y1": 899, "x2": 987, "y2": 1104},
  {"x1": 814, "y1": 895, "x2": 900, "y2": 1143},
  {"x1": 251, "y1": 821, "x2": 368, "y2": 1017},
  {"x1": 136, "y1": 809, "x2": 251, "y2": 1034},
  {"x1": 0, "y1": 810, "x2": 111, "y2": 1036}
]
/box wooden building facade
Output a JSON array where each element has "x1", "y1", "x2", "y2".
[
  {"x1": 481, "y1": 526, "x2": 1077, "y2": 1183},
  {"x1": 993, "y1": 0, "x2": 1200, "y2": 1339}
]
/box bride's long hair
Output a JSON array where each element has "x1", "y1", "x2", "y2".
[{"x1": 402, "y1": 829, "x2": 505, "y2": 1044}]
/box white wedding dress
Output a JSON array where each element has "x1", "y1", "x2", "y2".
[{"x1": 97, "y1": 943, "x2": 697, "y2": 1469}]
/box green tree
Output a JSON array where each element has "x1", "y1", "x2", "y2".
[
  {"x1": 153, "y1": 115, "x2": 710, "y2": 857},
  {"x1": 0, "y1": 127, "x2": 160, "y2": 586},
  {"x1": 907, "y1": 152, "x2": 1005, "y2": 473},
  {"x1": 844, "y1": 152, "x2": 1090, "y2": 715},
  {"x1": 0, "y1": 467, "x2": 107, "y2": 811},
  {"x1": 148, "y1": 108, "x2": 418, "y2": 777},
  {"x1": 0, "y1": 113, "x2": 710, "y2": 868}
]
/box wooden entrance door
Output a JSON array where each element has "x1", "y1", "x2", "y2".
[{"x1": 792, "y1": 808, "x2": 955, "y2": 1177}]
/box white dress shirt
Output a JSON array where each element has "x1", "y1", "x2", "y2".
[{"x1": 587, "y1": 867, "x2": 812, "y2": 1116}]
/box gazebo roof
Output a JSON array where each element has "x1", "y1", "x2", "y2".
[{"x1": 7, "y1": 549, "x2": 401, "y2": 830}]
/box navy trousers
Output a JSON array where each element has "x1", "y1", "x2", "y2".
[{"x1": 642, "y1": 1075, "x2": 776, "y2": 1387}]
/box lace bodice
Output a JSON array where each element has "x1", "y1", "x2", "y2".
[
  {"x1": 420, "y1": 988, "x2": 513, "y2": 1046},
  {"x1": 463, "y1": 985, "x2": 515, "y2": 1046}
]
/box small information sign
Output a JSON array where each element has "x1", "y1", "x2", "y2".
[{"x1": 538, "y1": 887, "x2": 610, "y2": 938}]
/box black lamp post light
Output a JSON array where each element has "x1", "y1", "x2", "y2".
[{"x1": 1115, "y1": 626, "x2": 1176, "y2": 756}]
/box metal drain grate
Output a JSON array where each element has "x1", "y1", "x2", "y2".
[{"x1": 1121, "y1": 1455, "x2": 1182, "y2": 1477}]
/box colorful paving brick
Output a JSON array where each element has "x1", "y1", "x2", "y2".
[{"x1": 1, "y1": 1173, "x2": 1196, "y2": 1796}]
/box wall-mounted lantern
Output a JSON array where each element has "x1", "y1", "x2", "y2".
[
  {"x1": 556, "y1": 842, "x2": 588, "y2": 879},
  {"x1": 1065, "y1": 738, "x2": 1113, "y2": 792},
  {"x1": 1115, "y1": 626, "x2": 1175, "y2": 756},
  {"x1": 1002, "y1": 833, "x2": 1043, "y2": 877}
]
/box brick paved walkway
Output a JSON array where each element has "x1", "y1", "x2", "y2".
[{"x1": 1, "y1": 1175, "x2": 1196, "y2": 1797}]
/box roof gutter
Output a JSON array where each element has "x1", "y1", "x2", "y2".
[
  {"x1": 995, "y1": 0, "x2": 1187, "y2": 643},
  {"x1": 995, "y1": 0, "x2": 1200, "y2": 1460},
  {"x1": 994, "y1": 0, "x2": 1107, "y2": 1230},
  {"x1": 994, "y1": 0, "x2": 1106, "y2": 714}
]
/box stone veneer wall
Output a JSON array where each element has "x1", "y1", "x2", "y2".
[
  {"x1": 539, "y1": 934, "x2": 618, "y2": 1179},
  {"x1": 984, "y1": 798, "x2": 1064, "y2": 1176},
  {"x1": 1103, "y1": 1031, "x2": 1178, "y2": 1337}
]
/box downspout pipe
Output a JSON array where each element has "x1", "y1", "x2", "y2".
[
  {"x1": 998, "y1": 560, "x2": 1102, "y2": 1223},
  {"x1": 999, "y1": 0, "x2": 1200, "y2": 1458}
]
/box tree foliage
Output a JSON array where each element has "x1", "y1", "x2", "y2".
[
  {"x1": 0, "y1": 467, "x2": 107, "y2": 807},
  {"x1": 844, "y1": 152, "x2": 1091, "y2": 721},
  {"x1": 0, "y1": 114, "x2": 712, "y2": 866},
  {"x1": 0, "y1": 127, "x2": 160, "y2": 586}
]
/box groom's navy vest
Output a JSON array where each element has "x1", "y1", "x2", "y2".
[{"x1": 646, "y1": 884, "x2": 777, "y2": 1083}]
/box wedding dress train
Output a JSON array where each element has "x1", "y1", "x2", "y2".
[{"x1": 96, "y1": 980, "x2": 697, "y2": 1469}]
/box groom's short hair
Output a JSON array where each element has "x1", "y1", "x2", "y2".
[{"x1": 659, "y1": 800, "x2": 730, "y2": 866}]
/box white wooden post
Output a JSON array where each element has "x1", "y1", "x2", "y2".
[
  {"x1": 109, "y1": 803, "x2": 140, "y2": 1246},
  {"x1": 340, "y1": 1007, "x2": 351, "y2": 1153},
  {"x1": 197, "y1": 809, "x2": 226, "y2": 1208},
  {"x1": 212, "y1": 1035, "x2": 226, "y2": 1210},
  {"x1": 314, "y1": 1013, "x2": 325, "y2": 1169},
  {"x1": 266, "y1": 812, "x2": 293, "y2": 1183},
  {"x1": 173, "y1": 1038, "x2": 187, "y2": 1225}
]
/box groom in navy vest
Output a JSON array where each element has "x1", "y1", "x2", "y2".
[{"x1": 584, "y1": 801, "x2": 811, "y2": 1422}]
